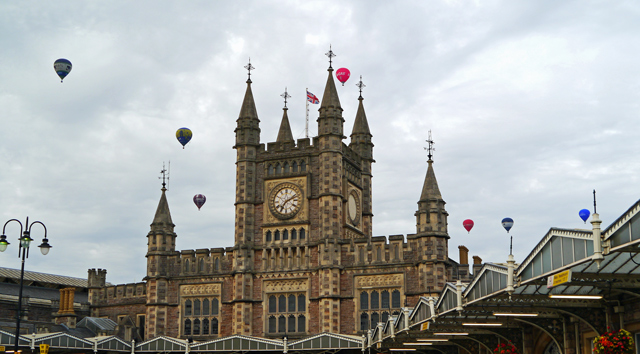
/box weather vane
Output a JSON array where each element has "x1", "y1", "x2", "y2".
[
  {"x1": 280, "y1": 87, "x2": 291, "y2": 108},
  {"x1": 356, "y1": 75, "x2": 366, "y2": 98},
  {"x1": 159, "y1": 162, "x2": 170, "y2": 189},
  {"x1": 424, "y1": 130, "x2": 435, "y2": 161},
  {"x1": 244, "y1": 58, "x2": 255, "y2": 81},
  {"x1": 325, "y1": 45, "x2": 336, "y2": 69}
]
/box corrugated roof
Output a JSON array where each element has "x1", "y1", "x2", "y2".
[{"x1": 0, "y1": 267, "x2": 92, "y2": 288}]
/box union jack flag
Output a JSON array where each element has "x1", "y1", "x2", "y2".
[{"x1": 307, "y1": 91, "x2": 319, "y2": 104}]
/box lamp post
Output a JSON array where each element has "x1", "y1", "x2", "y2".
[{"x1": 0, "y1": 217, "x2": 51, "y2": 354}]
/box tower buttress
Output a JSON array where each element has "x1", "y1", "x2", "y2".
[
  {"x1": 349, "y1": 77, "x2": 374, "y2": 238},
  {"x1": 145, "y1": 177, "x2": 176, "y2": 339},
  {"x1": 233, "y1": 63, "x2": 260, "y2": 248}
]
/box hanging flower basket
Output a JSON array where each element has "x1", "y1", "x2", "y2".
[
  {"x1": 493, "y1": 342, "x2": 519, "y2": 354},
  {"x1": 593, "y1": 329, "x2": 635, "y2": 354}
]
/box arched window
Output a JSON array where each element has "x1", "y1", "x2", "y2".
[
  {"x1": 299, "y1": 228, "x2": 305, "y2": 239},
  {"x1": 184, "y1": 319, "x2": 192, "y2": 335},
  {"x1": 184, "y1": 300, "x2": 192, "y2": 316},
  {"x1": 268, "y1": 165, "x2": 274, "y2": 176},
  {"x1": 184, "y1": 259, "x2": 190, "y2": 273},
  {"x1": 359, "y1": 247, "x2": 365, "y2": 262},
  {"x1": 377, "y1": 247, "x2": 382, "y2": 261},
  {"x1": 276, "y1": 163, "x2": 282, "y2": 174},
  {"x1": 193, "y1": 319, "x2": 201, "y2": 335},
  {"x1": 268, "y1": 316, "x2": 277, "y2": 333},
  {"x1": 278, "y1": 315, "x2": 286, "y2": 333},
  {"x1": 203, "y1": 319, "x2": 209, "y2": 335},
  {"x1": 291, "y1": 229, "x2": 297, "y2": 240},
  {"x1": 199, "y1": 258, "x2": 204, "y2": 272},
  {"x1": 298, "y1": 315, "x2": 306, "y2": 333},
  {"x1": 212, "y1": 318, "x2": 219, "y2": 335},
  {"x1": 292, "y1": 161, "x2": 298, "y2": 172},
  {"x1": 275, "y1": 230, "x2": 280, "y2": 241},
  {"x1": 284, "y1": 162, "x2": 290, "y2": 173},
  {"x1": 382, "y1": 312, "x2": 389, "y2": 324},
  {"x1": 298, "y1": 294, "x2": 306, "y2": 312},
  {"x1": 360, "y1": 313, "x2": 369, "y2": 331},
  {"x1": 288, "y1": 315, "x2": 296, "y2": 332},
  {"x1": 300, "y1": 161, "x2": 306, "y2": 171},
  {"x1": 193, "y1": 299, "x2": 201, "y2": 316},
  {"x1": 212, "y1": 298, "x2": 219, "y2": 315},
  {"x1": 371, "y1": 312, "x2": 379, "y2": 328},
  {"x1": 283, "y1": 229, "x2": 288, "y2": 240},
  {"x1": 269, "y1": 296, "x2": 277, "y2": 313},
  {"x1": 381, "y1": 290, "x2": 390, "y2": 309},
  {"x1": 214, "y1": 258, "x2": 220, "y2": 271},
  {"x1": 278, "y1": 295, "x2": 286, "y2": 312},
  {"x1": 288, "y1": 295, "x2": 296, "y2": 312},
  {"x1": 394, "y1": 244, "x2": 399, "y2": 260},
  {"x1": 392, "y1": 290, "x2": 401, "y2": 308},
  {"x1": 360, "y1": 292, "x2": 369, "y2": 310},
  {"x1": 203, "y1": 299, "x2": 210, "y2": 315},
  {"x1": 266, "y1": 231, "x2": 272, "y2": 242},
  {"x1": 371, "y1": 291, "x2": 379, "y2": 309}
]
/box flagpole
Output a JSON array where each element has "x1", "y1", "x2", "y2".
[{"x1": 305, "y1": 87, "x2": 309, "y2": 139}]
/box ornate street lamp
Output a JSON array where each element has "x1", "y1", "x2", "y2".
[{"x1": 0, "y1": 217, "x2": 51, "y2": 353}]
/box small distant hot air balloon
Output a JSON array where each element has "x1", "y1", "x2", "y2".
[
  {"x1": 193, "y1": 194, "x2": 206, "y2": 210},
  {"x1": 501, "y1": 217, "x2": 514, "y2": 233},
  {"x1": 176, "y1": 128, "x2": 192, "y2": 149},
  {"x1": 336, "y1": 68, "x2": 350, "y2": 86},
  {"x1": 579, "y1": 209, "x2": 590, "y2": 223},
  {"x1": 54, "y1": 58, "x2": 72, "y2": 83},
  {"x1": 463, "y1": 219, "x2": 474, "y2": 233}
]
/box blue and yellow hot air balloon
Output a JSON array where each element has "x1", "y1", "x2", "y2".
[
  {"x1": 176, "y1": 128, "x2": 192, "y2": 149},
  {"x1": 53, "y1": 59, "x2": 72, "y2": 83}
]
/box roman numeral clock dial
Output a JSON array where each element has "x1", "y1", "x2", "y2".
[{"x1": 269, "y1": 183, "x2": 303, "y2": 220}]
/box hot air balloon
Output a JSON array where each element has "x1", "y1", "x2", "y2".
[
  {"x1": 336, "y1": 68, "x2": 350, "y2": 86},
  {"x1": 463, "y1": 219, "x2": 474, "y2": 233},
  {"x1": 193, "y1": 194, "x2": 206, "y2": 210},
  {"x1": 176, "y1": 128, "x2": 192, "y2": 149},
  {"x1": 54, "y1": 58, "x2": 72, "y2": 83},
  {"x1": 501, "y1": 217, "x2": 514, "y2": 233},
  {"x1": 579, "y1": 209, "x2": 590, "y2": 223}
]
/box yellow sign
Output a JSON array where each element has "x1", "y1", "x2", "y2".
[
  {"x1": 0, "y1": 346, "x2": 5, "y2": 352},
  {"x1": 547, "y1": 270, "x2": 572, "y2": 288},
  {"x1": 39, "y1": 344, "x2": 49, "y2": 354},
  {"x1": 420, "y1": 321, "x2": 430, "y2": 331}
]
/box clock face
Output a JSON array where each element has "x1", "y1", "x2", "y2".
[
  {"x1": 348, "y1": 191, "x2": 360, "y2": 225},
  {"x1": 270, "y1": 183, "x2": 302, "y2": 219}
]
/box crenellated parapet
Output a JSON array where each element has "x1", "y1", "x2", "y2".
[
  {"x1": 90, "y1": 282, "x2": 146, "y2": 306},
  {"x1": 176, "y1": 248, "x2": 228, "y2": 276}
]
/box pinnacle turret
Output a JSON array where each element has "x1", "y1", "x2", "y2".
[{"x1": 276, "y1": 107, "x2": 294, "y2": 143}]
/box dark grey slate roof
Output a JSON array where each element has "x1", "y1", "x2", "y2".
[
  {"x1": 0, "y1": 267, "x2": 92, "y2": 288},
  {"x1": 0, "y1": 282, "x2": 89, "y2": 303}
]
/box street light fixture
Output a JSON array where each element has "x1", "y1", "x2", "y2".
[{"x1": 1, "y1": 217, "x2": 51, "y2": 354}]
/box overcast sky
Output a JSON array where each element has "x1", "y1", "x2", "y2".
[{"x1": 1, "y1": 1, "x2": 640, "y2": 285}]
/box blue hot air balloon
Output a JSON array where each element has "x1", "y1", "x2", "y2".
[
  {"x1": 176, "y1": 128, "x2": 192, "y2": 149},
  {"x1": 579, "y1": 209, "x2": 590, "y2": 223},
  {"x1": 501, "y1": 217, "x2": 514, "y2": 233},
  {"x1": 54, "y1": 58, "x2": 72, "y2": 83}
]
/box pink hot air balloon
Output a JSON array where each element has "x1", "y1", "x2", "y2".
[
  {"x1": 463, "y1": 219, "x2": 474, "y2": 233},
  {"x1": 336, "y1": 68, "x2": 350, "y2": 86},
  {"x1": 193, "y1": 194, "x2": 206, "y2": 211}
]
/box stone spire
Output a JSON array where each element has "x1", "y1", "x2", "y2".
[
  {"x1": 234, "y1": 61, "x2": 261, "y2": 148},
  {"x1": 319, "y1": 67, "x2": 342, "y2": 112},
  {"x1": 276, "y1": 107, "x2": 294, "y2": 143},
  {"x1": 415, "y1": 133, "x2": 448, "y2": 237},
  {"x1": 351, "y1": 96, "x2": 371, "y2": 136},
  {"x1": 151, "y1": 185, "x2": 174, "y2": 232}
]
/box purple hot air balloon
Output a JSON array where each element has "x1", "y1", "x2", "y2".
[{"x1": 193, "y1": 194, "x2": 206, "y2": 211}]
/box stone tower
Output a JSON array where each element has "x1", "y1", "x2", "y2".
[
  {"x1": 413, "y1": 136, "x2": 449, "y2": 293},
  {"x1": 145, "y1": 179, "x2": 176, "y2": 338},
  {"x1": 348, "y1": 82, "x2": 374, "y2": 238}
]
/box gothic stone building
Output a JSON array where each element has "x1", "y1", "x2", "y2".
[{"x1": 87, "y1": 64, "x2": 472, "y2": 341}]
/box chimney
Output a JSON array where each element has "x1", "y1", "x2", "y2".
[
  {"x1": 55, "y1": 288, "x2": 77, "y2": 328},
  {"x1": 472, "y1": 255, "x2": 483, "y2": 275},
  {"x1": 458, "y1": 246, "x2": 469, "y2": 280}
]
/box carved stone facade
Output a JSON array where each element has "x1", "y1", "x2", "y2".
[{"x1": 87, "y1": 64, "x2": 471, "y2": 341}]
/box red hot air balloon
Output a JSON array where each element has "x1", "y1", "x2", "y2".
[
  {"x1": 193, "y1": 194, "x2": 206, "y2": 211},
  {"x1": 336, "y1": 68, "x2": 350, "y2": 86},
  {"x1": 463, "y1": 219, "x2": 474, "y2": 233}
]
